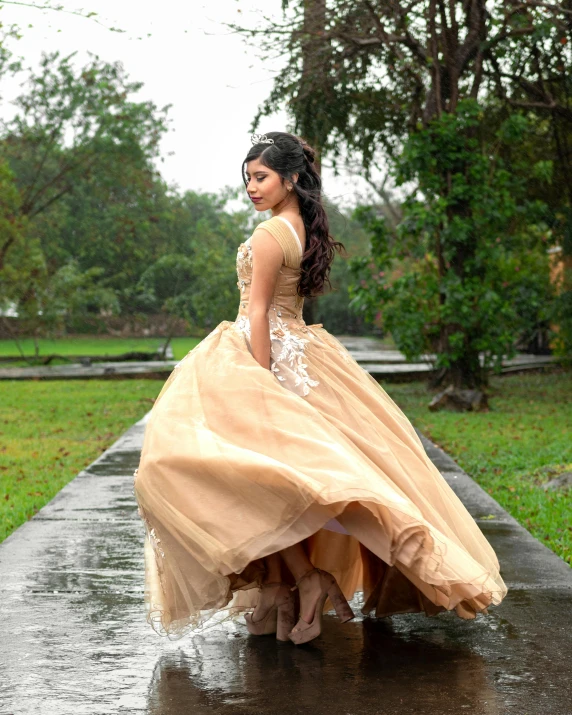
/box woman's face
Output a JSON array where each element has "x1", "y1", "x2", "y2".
[{"x1": 245, "y1": 158, "x2": 288, "y2": 212}]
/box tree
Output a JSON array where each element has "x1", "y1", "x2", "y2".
[
  {"x1": 350, "y1": 103, "x2": 554, "y2": 386},
  {"x1": 2, "y1": 50, "x2": 169, "y2": 221},
  {"x1": 239, "y1": 0, "x2": 572, "y2": 387},
  {"x1": 315, "y1": 202, "x2": 377, "y2": 335},
  {"x1": 136, "y1": 201, "x2": 244, "y2": 345},
  {"x1": 0, "y1": 158, "x2": 30, "y2": 316},
  {"x1": 15, "y1": 261, "x2": 119, "y2": 355},
  {"x1": 0, "y1": 159, "x2": 25, "y2": 277},
  {"x1": 0, "y1": 47, "x2": 171, "y2": 340}
]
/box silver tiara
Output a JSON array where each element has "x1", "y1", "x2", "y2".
[{"x1": 251, "y1": 133, "x2": 274, "y2": 145}]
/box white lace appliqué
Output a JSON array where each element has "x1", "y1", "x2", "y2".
[
  {"x1": 234, "y1": 315, "x2": 251, "y2": 337},
  {"x1": 234, "y1": 315, "x2": 318, "y2": 397},
  {"x1": 270, "y1": 318, "x2": 319, "y2": 396},
  {"x1": 236, "y1": 240, "x2": 252, "y2": 272}
]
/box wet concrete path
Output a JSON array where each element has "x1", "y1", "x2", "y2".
[{"x1": 1, "y1": 416, "x2": 571, "y2": 714}]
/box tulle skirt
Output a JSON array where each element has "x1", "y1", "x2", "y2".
[{"x1": 134, "y1": 320, "x2": 507, "y2": 638}]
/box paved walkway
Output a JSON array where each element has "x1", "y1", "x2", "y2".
[
  {"x1": 0, "y1": 335, "x2": 559, "y2": 381},
  {"x1": 0, "y1": 359, "x2": 177, "y2": 380},
  {"x1": 1, "y1": 417, "x2": 571, "y2": 714}
]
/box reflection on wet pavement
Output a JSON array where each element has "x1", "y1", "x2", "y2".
[
  {"x1": 1, "y1": 419, "x2": 571, "y2": 714},
  {"x1": 147, "y1": 617, "x2": 500, "y2": 715}
]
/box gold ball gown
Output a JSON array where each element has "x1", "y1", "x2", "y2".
[{"x1": 134, "y1": 215, "x2": 507, "y2": 638}]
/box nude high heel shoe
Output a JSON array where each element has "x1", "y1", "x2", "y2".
[
  {"x1": 288, "y1": 568, "x2": 355, "y2": 646},
  {"x1": 245, "y1": 583, "x2": 296, "y2": 642}
]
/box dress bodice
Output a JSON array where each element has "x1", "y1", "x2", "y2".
[
  {"x1": 233, "y1": 216, "x2": 321, "y2": 396},
  {"x1": 236, "y1": 216, "x2": 305, "y2": 323}
]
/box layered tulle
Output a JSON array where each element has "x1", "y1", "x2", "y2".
[{"x1": 134, "y1": 319, "x2": 507, "y2": 639}]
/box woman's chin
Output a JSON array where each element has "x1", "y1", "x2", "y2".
[{"x1": 253, "y1": 203, "x2": 267, "y2": 212}]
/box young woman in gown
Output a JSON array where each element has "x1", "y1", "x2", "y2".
[{"x1": 134, "y1": 131, "x2": 507, "y2": 645}]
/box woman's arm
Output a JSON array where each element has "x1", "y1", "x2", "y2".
[{"x1": 248, "y1": 230, "x2": 284, "y2": 369}]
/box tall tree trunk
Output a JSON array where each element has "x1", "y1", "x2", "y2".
[{"x1": 424, "y1": 3, "x2": 488, "y2": 389}]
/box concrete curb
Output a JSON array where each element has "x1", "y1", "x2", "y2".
[{"x1": 416, "y1": 430, "x2": 572, "y2": 591}]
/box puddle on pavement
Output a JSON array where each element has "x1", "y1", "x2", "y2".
[{"x1": 146, "y1": 617, "x2": 502, "y2": 715}]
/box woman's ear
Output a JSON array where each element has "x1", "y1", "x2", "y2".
[{"x1": 292, "y1": 172, "x2": 299, "y2": 184}]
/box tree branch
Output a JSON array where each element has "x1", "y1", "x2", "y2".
[
  {"x1": 429, "y1": 0, "x2": 443, "y2": 115},
  {"x1": 0, "y1": 1, "x2": 124, "y2": 32},
  {"x1": 521, "y1": 1, "x2": 572, "y2": 15},
  {"x1": 20, "y1": 124, "x2": 63, "y2": 209},
  {"x1": 456, "y1": 0, "x2": 487, "y2": 73}
]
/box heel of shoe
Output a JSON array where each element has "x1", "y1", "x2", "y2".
[
  {"x1": 327, "y1": 580, "x2": 355, "y2": 623},
  {"x1": 276, "y1": 597, "x2": 296, "y2": 642},
  {"x1": 245, "y1": 607, "x2": 278, "y2": 636}
]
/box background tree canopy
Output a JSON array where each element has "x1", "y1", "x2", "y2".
[
  {"x1": 2, "y1": 4, "x2": 572, "y2": 383},
  {"x1": 239, "y1": 0, "x2": 572, "y2": 387},
  {"x1": 0, "y1": 30, "x2": 369, "y2": 343}
]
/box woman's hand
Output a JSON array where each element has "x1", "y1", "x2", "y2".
[{"x1": 248, "y1": 230, "x2": 284, "y2": 369}]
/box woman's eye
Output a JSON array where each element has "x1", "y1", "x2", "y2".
[{"x1": 257, "y1": 177, "x2": 265, "y2": 182}]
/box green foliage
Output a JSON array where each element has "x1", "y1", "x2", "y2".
[
  {"x1": 243, "y1": 0, "x2": 572, "y2": 382},
  {"x1": 3, "y1": 50, "x2": 169, "y2": 219},
  {"x1": 16, "y1": 260, "x2": 119, "y2": 337},
  {"x1": 0, "y1": 46, "x2": 256, "y2": 340},
  {"x1": 350, "y1": 102, "x2": 554, "y2": 386},
  {"x1": 0, "y1": 48, "x2": 173, "y2": 338},
  {"x1": 385, "y1": 371, "x2": 572, "y2": 566},
  {"x1": 0, "y1": 158, "x2": 29, "y2": 308},
  {"x1": 248, "y1": 1, "x2": 572, "y2": 177},
  {"x1": 313, "y1": 205, "x2": 377, "y2": 335},
  {"x1": 551, "y1": 286, "x2": 572, "y2": 358}
]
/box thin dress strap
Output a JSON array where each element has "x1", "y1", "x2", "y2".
[
  {"x1": 252, "y1": 216, "x2": 303, "y2": 269},
  {"x1": 275, "y1": 216, "x2": 304, "y2": 257}
]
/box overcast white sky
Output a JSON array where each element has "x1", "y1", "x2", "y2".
[{"x1": 0, "y1": 0, "x2": 369, "y2": 206}]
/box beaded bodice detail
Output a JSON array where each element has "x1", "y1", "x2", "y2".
[
  {"x1": 233, "y1": 217, "x2": 319, "y2": 396},
  {"x1": 236, "y1": 239, "x2": 304, "y2": 322}
]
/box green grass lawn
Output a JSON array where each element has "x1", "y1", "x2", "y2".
[
  {"x1": 384, "y1": 370, "x2": 572, "y2": 566},
  {"x1": 0, "y1": 336, "x2": 201, "y2": 362},
  {"x1": 0, "y1": 380, "x2": 160, "y2": 542}
]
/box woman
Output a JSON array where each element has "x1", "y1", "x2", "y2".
[{"x1": 134, "y1": 131, "x2": 507, "y2": 645}]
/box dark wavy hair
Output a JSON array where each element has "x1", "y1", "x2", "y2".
[{"x1": 243, "y1": 131, "x2": 344, "y2": 298}]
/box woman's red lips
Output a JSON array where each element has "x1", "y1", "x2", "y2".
[{"x1": 250, "y1": 197, "x2": 262, "y2": 202}]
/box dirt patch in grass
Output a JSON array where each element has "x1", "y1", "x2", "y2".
[{"x1": 384, "y1": 369, "x2": 572, "y2": 566}]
